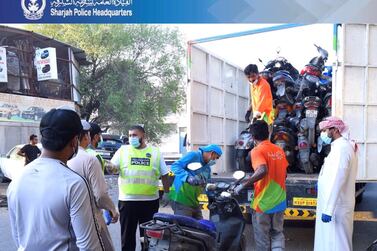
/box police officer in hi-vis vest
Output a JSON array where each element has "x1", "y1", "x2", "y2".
[{"x1": 111, "y1": 125, "x2": 170, "y2": 251}]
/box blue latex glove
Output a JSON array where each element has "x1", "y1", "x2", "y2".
[
  {"x1": 321, "y1": 213, "x2": 332, "y2": 223},
  {"x1": 103, "y1": 210, "x2": 112, "y2": 225}
]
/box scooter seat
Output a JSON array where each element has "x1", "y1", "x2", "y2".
[{"x1": 153, "y1": 213, "x2": 217, "y2": 238}]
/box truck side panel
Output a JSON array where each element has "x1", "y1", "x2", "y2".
[
  {"x1": 334, "y1": 24, "x2": 377, "y2": 181},
  {"x1": 187, "y1": 45, "x2": 249, "y2": 173}
]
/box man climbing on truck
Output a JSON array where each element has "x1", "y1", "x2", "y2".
[{"x1": 244, "y1": 64, "x2": 274, "y2": 125}]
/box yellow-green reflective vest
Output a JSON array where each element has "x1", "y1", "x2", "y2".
[
  {"x1": 119, "y1": 145, "x2": 160, "y2": 197},
  {"x1": 86, "y1": 148, "x2": 105, "y2": 173}
]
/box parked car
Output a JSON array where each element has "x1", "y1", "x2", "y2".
[
  {"x1": 97, "y1": 134, "x2": 123, "y2": 160},
  {"x1": 0, "y1": 103, "x2": 21, "y2": 119},
  {"x1": 21, "y1": 106, "x2": 46, "y2": 121},
  {"x1": 0, "y1": 144, "x2": 42, "y2": 180}
]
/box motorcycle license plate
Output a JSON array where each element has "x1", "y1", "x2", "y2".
[
  {"x1": 305, "y1": 110, "x2": 318, "y2": 118},
  {"x1": 293, "y1": 197, "x2": 317, "y2": 207}
]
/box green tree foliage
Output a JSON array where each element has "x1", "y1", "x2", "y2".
[{"x1": 26, "y1": 24, "x2": 185, "y2": 142}]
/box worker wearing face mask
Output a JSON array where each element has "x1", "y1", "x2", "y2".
[
  {"x1": 244, "y1": 64, "x2": 274, "y2": 125},
  {"x1": 314, "y1": 117, "x2": 358, "y2": 251},
  {"x1": 169, "y1": 144, "x2": 222, "y2": 220},
  {"x1": 111, "y1": 125, "x2": 170, "y2": 251},
  {"x1": 86, "y1": 122, "x2": 106, "y2": 173}
]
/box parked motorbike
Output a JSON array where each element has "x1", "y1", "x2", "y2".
[
  {"x1": 274, "y1": 99, "x2": 292, "y2": 126},
  {"x1": 140, "y1": 170, "x2": 247, "y2": 251},
  {"x1": 235, "y1": 126, "x2": 254, "y2": 173},
  {"x1": 259, "y1": 45, "x2": 332, "y2": 174},
  {"x1": 271, "y1": 126, "x2": 297, "y2": 169},
  {"x1": 296, "y1": 44, "x2": 329, "y2": 102},
  {"x1": 235, "y1": 114, "x2": 267, "y2": 173},
  {"x1": 272, "y1": 70, "x2": 297, "y2": 105},
  {"x1": 259, "y1": 55, "x2": 300, "y2": 99},
  {"x1": 302, "y1": 96, "x2": 322, "y2": 147},
  {"x1": 295, "y1": 96, "x2": 322, "y2": 174},
  {"x1": 319, "y1": 66, "x2": 333, "y2": 116},
  {"x1": 260, "y1": 56, "x2": 300, "y2": 81},
  {"x1": 297, "y1": 132, "x2": 312, "y2": 173},
  {"x1": 287, "y1": 102, "x2": 303, "y2": 132}
]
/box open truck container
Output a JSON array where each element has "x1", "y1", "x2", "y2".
[{"x1": 185, "y1": 24, "x2": 377, "y2": 221}]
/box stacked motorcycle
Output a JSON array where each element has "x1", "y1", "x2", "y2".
[{"x1": 236, "y1": 45, "x2": 333, "y2": 174}]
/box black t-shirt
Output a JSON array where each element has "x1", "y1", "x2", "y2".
[{"x1": 21, "y1": 144, "x2": 41, "y2": 165}]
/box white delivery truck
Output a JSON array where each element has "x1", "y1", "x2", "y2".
[{"x1": 184, "y1": 23, "x2": 376, "y2": 221}]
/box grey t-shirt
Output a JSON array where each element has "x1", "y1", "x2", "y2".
[{"x1": 7, "y1": 157, "x2": 104, "y2": 251}]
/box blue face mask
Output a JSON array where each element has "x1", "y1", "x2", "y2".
[
  {"x1": 320, "y1": 131, "x2": 332, "y2": 145},
  {"x1": 130, "y1": 136, "x2": 141, "y2": 148},
  {"x1": 207, "y1": 160, "x2": 216, "y2": 166}
]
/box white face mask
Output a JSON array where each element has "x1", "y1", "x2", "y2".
[{"x1": 252, "y1": 78, "x2": 259, "y2": 85}]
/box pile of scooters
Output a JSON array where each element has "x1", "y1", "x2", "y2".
[{"x1": 236, "y1": 45, "x2": 333, "y2": 174}]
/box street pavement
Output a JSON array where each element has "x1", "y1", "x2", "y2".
[{"x1": 1, "y1": 176, "x2": 377, "y2": 251}]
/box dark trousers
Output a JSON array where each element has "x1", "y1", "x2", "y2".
[{"x1": 119, "y1": 199, "x2": 159, "y2": 251}]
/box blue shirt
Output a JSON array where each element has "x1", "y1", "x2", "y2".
[{"x1": 169, "y1": 150, "x2": 212, "y2": 207}]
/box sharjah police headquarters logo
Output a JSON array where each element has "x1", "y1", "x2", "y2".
[
  {"x1": 146, "y1": 153, "x2": 152, "y2": 158},
  {"x1": 21, "y1": 0, "x2": 46, "y2": 20}
]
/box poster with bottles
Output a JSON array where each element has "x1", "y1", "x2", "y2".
[{"x1": 35, "y1": 47, "x2": 58, "y2": 81}]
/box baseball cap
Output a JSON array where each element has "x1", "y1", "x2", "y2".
[
  {"x1": 89, "y1": 122, "x2": 103, "y2": 135},
  {"x1": 40, "y1": 107, "x2": 82, "y2": 141},
  {"x1": 199, "y1": 144, "x2": 223, "y2": 156}
]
